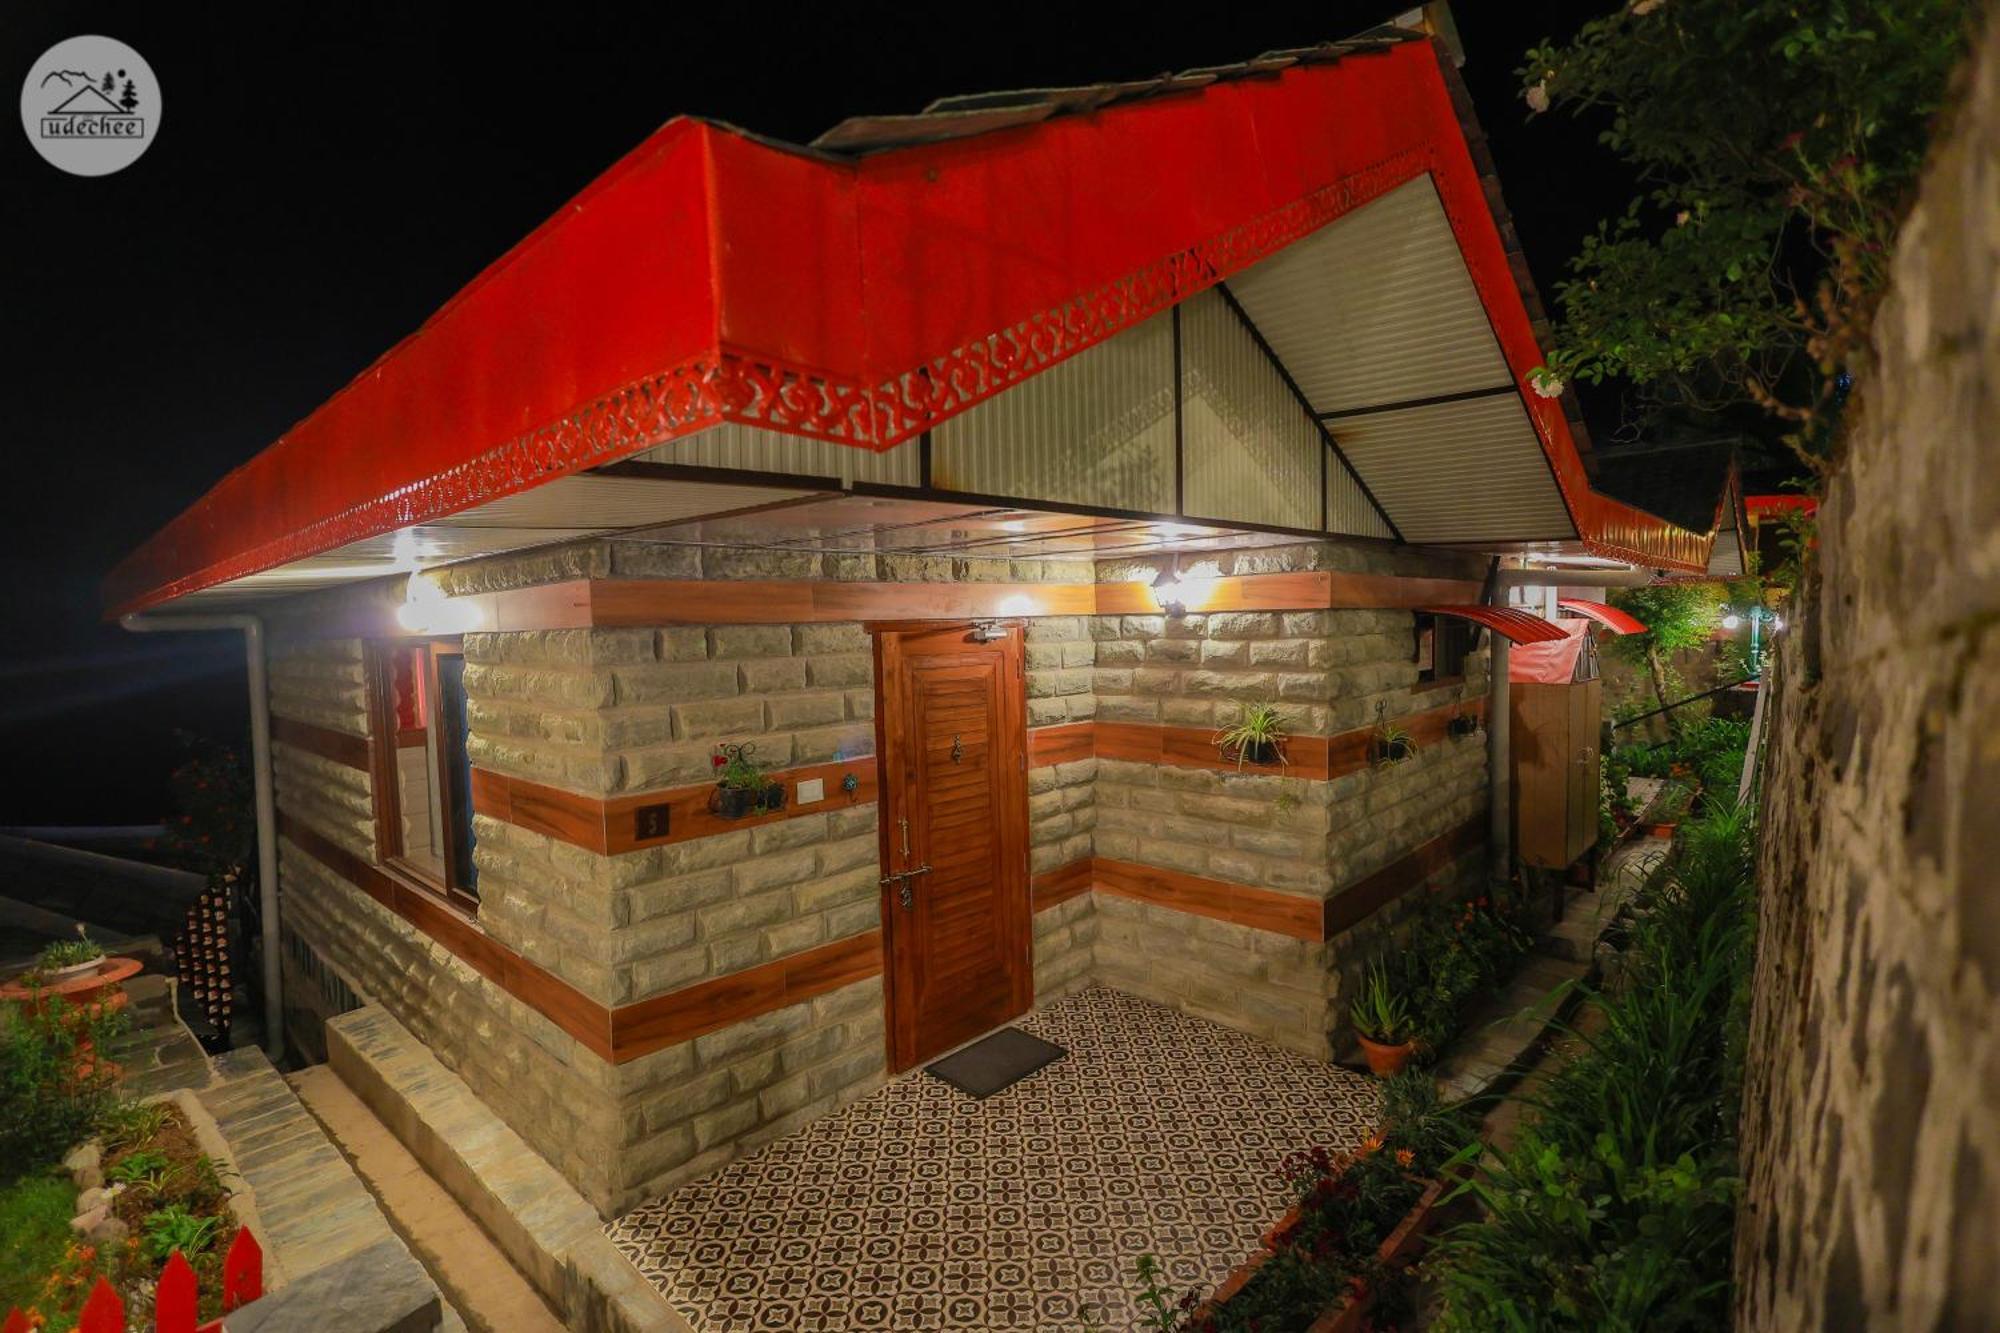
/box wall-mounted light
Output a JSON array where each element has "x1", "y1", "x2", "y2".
[
  {"x1": 396, "y1": 575, "x2": 484, "y2": 635},
  {"x1": 1152, "y1": 566, "x2": 1220, "y2": 619},
  {"x1": 1721, "y1": 613, "x2": 1743, "y2": 630}
]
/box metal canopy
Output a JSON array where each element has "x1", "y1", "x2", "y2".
[
  {"x1": 107, "y1": 30, "x2": 1713, "y2": 617},
  {"x1": 1418, "y1": 604, "x2": 1570, "y2": 645},
  {"x1": 1558, "y1": 598, "x2": 1647, "y2": 635}
]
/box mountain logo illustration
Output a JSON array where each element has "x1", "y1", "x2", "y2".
[
  {"x1": 47, "y1": 82, "x2": 129, "y2": 116},
  {"x1": 20, "y1": 36, "x2": 160, "y2": 176}
]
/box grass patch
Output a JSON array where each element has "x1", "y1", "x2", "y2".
[{"x1": 0, "y1": 1171, "x2": 80, "y2": 1317}]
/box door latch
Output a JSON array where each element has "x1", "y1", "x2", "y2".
[
  {"x1": 879, "y1": 863, "x2": 933, "y2": 910},
  {"x1": 950, "y1": 733, "x2": 963, "y2": 763}
]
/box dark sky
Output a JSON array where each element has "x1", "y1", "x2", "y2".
[{"x1": 0, "y1": 3, "x2": 1625, "y2": 825}]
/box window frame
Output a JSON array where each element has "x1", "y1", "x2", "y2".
[
  {"x1": 364, "y1": 636, "x2": 479, "y2": 914},
  {"x1": 1414, "y1": 612, "x2": 1470, "y2": 688}
]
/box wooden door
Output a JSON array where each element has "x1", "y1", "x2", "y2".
[
  {"x1": 1566, "y1": 679, "x2": 1602, "y2": 863},
  {"x1": 874, "y1": 623, "x2": 1032, "y2": 1072}
]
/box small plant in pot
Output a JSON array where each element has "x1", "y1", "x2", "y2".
[
  {"x1": 37, "y1": 924, "x2": 107, "y2": 982},
  {"x1": 1448, "y1": 704, "x2": 1479, "y2": 738},
  {"x1": 1370, "y1": 703, "x2": 1419, "y2": 768},
  {"x1": 1214, "y1": 702, "x2": 1289, "y2": 770},
  {"x1": 710, "y1": 742, "x2": 786, "y2": 819},
  {"x1": 1350, "y1": 961, "x2": 1416, "y2": 1077}
]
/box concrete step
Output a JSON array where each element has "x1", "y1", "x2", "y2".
[
  {"x1": 289, "y1": 1064, "x2": 561, "y2": 1333},
  {"x1": 325, "y1": 1004, "x2": 691, "y2": 1333}
]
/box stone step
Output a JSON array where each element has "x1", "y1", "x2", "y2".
[
  {"x1": 176, "y1": 1046, "x2": 445, "y2": 1330},
  {"x1": 289, "y1": 1063, "x2": 561, "y2": 1333},
  {"x1": 325, "y1": 1004, "x2": 691, "y2": 1333}
]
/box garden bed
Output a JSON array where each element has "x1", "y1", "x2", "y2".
[{"x1": 1133, "y1": 1074, "x2": 1471, "y2": 1333}]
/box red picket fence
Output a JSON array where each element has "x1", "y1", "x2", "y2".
[{"x1": 2, "y1": 1227, "x2": 261, "y2": 1333}]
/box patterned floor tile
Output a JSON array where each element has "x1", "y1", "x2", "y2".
[{"x1": 606, "y1": 987, "x2": 1376, "y2": 1332}]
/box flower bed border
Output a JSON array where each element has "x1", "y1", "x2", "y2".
[{"x1": 1194, "y1": 1174, "x2": 1451, "y2": 1331}]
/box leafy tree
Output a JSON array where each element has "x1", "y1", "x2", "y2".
[
  {"x1": 1607, "y1": 582, "x2": 1723, "y2": 735},
  {"x1": 1520, "y1": 0, "x2": 1977, "y2": 468}
]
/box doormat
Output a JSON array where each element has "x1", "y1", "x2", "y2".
[{"x1": 925, "y1": 1026, "x2": 1067, "y2": 1098}]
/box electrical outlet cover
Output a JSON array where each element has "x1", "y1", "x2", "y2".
[{"x1": 797, "y1": 777, "x2": 826, "y2": 804}]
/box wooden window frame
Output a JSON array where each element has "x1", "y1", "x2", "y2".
[
  {"x1": 364, "y1": 637, "x2": 478, "y2": 915},
  {"x1": 1414, "y1": 612, "x2": 1470, "y2": 689}
]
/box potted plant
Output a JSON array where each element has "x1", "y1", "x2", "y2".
[
  {"x1": 709, "y1": 742, "x2": 785, "y2": 819},
  {"x1": 1215, "y1": 702, "x2": 1289, "y2": 769},
  {"x1": 1371, "y1": 720, "x2": 1418, "y2": 767},
  {"x1": 38, "y1": 925, "x2": 107, "y2": 982},
  {"x1": 1448, "y1": 704, "x2": 1479, "y2": 738},
  {"x1": 1349, "y1": 962, "x2": 1415, "y2": 1077}
]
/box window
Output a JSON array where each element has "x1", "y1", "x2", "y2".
[
  {"x1": 1414, "y1": 613, "x2": 1470, "y2": 685},
  {"x1": 367, "y1": 639, "x2": 478, "y2": 907}
]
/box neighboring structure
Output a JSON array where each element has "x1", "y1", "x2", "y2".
[
  {"x1": 1591, "y1": 438, "x2": 1750, "y2": 578},
  {"x1": 107, "y1": 22, "x2": 1717, "y2": 1217}
]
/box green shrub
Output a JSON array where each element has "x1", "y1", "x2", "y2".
[
  {"x1": 0, "y1": 1003, "x2": 126, "y2": 1183},
  {"x1": 1428, "y1": 794, "x2": 1757, "y2": 1330},
  {"x1": 1385, "y1": 891, "x2": 1537, "y2": 1056}
]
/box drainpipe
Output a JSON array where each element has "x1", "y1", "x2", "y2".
[
  {"x1": 1486, "y1": 612, "x2": 1511, "y2": 888},
  {"x1": 119, "y1": 612, "x2": 282, "y2": 1063}
]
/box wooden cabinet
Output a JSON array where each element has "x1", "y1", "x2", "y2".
[{"x1": 1510, "y1": 677, "x2": 1601, "y2": 869}]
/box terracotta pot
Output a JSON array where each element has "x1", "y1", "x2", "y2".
[
  {"x1": 0, "y1": 956, "x2": 144, "y2": 1015},
  {"x1": 1356, "y1": 1033, "x2": 1415, "y2": 1078}
]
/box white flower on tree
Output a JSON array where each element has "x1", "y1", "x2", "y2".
[
  {"x1": 1525, "y1": 81, "x2": 1551, "y2": 113},
  {"x1": 1529, "y1": 367, "x2": 1566, "y2": 399}
]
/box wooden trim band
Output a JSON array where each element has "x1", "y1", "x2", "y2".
[
  {"x1": 271, "y1": 716, "x2": 372, "y2": 771},
  {"x1": 299, "y1": 569, "x2": 1488, "y2": 639},
  {"x1": 1032, "y1": 814, "x2": 1489, "y2": 942},
  {"x1": 279, "y1": 812, "x2": 614, "y2": 1061},
  {"x1": 1030, "y1": 697, "x2": 1484, "y2": 782},
  {"x1": 1027, "y1": 722, "x2": 1095, "y2": 767},
  {"x1": 280, "y1": 812, "x2": 884, "y2": 1066},
  {"x1": 471, "y1": 758, "x2": 879, "y2": 857},
  {"x1": 1093, "y1": 857, "x2": 1326, "y2": 941},
  {"x1": 610, "y1": 930, "x2": 883, "y2": 1062},
  {"x1": 1322, "y1": 815, "x2": 1489, "y2": 936},
  {"x1": 1030, "y1": 858, "x2": 1092, "y2": 913}
]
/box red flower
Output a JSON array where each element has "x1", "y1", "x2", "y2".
[
  {"x1": 712, "y1": 754, "x2": 725, "y2": 768},
  {"x1": 1779, "y1": 130, "x2": 1805, "y2": 151}
]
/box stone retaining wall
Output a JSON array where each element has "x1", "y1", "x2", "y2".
[{"x1": 1735, "y1": 18, "x2": 2000, "y2": 1328}]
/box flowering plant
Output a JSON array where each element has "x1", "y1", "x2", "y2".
[{"x1": 711, "y1": 742, "x2": 770, "y2": 793}]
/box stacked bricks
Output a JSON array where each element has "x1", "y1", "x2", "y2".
[{"x1": 611, "y1": 977, "x2": 884, "y2": 1204}]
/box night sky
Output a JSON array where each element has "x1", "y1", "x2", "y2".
[{"x1": 0, "y1": 3, "x2": 1627, "y2": 825}]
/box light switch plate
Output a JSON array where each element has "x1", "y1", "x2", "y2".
[{"x1": 797, "y1": 777, "x2": 826, "y2": 804}]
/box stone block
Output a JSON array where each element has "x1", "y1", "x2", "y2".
[
  {"x1": 766, "y1": 692, "x2": 847, "y2": 729},
  {"x1": 672, "y1": 697, "x2": 767, "y2": 740},
  {"x1": 738, "y1": 658, "x2": 809, "y2": 693}
]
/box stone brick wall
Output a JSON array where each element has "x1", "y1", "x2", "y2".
[
  {"x1": 1081, "y1": 541, "x2": 1491, "y2": 1053},
  {"x1": 262, "y1": 531, "x2": 1498, "y2": 1211},
  {"x1": 611, "y1": 977, "x2": 885, "y2": 1204},
  {"x1": 1736, "y1": 19, "x2": 2000, "y2": 1328}
]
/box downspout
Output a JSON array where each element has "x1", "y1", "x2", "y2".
[
  {"x1": 120, "y1": 612, "x2": 283, "y2": 1063},
  {"x1": 1486, "y1": 598, "x2": 1511, "y2": 888}
]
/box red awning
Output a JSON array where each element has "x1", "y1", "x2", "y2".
[
  {"x1": 105, "y1": 37, "x2": 1715, "y2": 617},
  {"x1": 1418, "y1": 605, "x2": 1569, "y2": 645},
  {"x1": 1557, "y1": 598, "x2": 1647, "y2": 635}
]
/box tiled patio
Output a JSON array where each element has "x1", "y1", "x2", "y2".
[{"x1": 606, "y1": 987, "x2": 1377, "y2": 1332}]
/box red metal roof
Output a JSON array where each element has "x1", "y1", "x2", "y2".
[
  {"x1": 1557, "y1": 597, "x2": 1647, "y2": 635},
  {"x1": 105, "y1": 37, "x2": 1712, "y2": 616},
  {"x1": 1418, "y1": 605, "x2": 1570, "y2": 645}
]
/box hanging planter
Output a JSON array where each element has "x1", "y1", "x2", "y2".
[
  {"x1": 1369, "y1": 703, "x2": 1420, "y2": 768},
  {"x1": 1448, "y1": 707, "x2": 1480, "y2": 738},
  {"x1": 709, "y1": 742, "x2": 786, "y2": 820},
  {"x1": 1213, "y1": 702, "x2": 1290, "y2": 771}
]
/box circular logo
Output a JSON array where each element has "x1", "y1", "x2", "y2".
[{"x1": 20, "y1": 35, "x2": 160, "y2": 177}]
